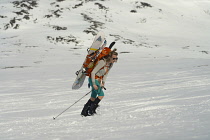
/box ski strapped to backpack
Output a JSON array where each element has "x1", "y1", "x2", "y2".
[{"x1": 80, "y1": 41, "x2": 116, "y2": 76}]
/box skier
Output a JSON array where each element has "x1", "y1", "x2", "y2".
[{"x1": 81, "y1": 48, "x2": 118, "y2": 116}]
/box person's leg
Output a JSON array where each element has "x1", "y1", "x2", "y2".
[
  {"x1": 89, "y1": 78, "x2": 98, "y2": 99},
  {"x1": 90, "y1": 97, "x2": 96, "y2": 101},
  {"x1": 88, "y1": 88, "x2": 105, "y2": 115},
  {"x1": 87, "y1": 78, "x2": 105, "y2": 115},
  {"x1": 97, "y1": 96, "x2": 104, "y2": 100},
  {"x1": 81, "y1": 99, "x2": 93, "y2": 116},
  {"x1": 81, "y1": 88, "x2": 98, "y2": 116},
  {"x1": 81, "y1": 78, "x2": 98, "y2": 116},
  {"x1": 88, "y1": 96, "x2": 103, "y2": 115}
]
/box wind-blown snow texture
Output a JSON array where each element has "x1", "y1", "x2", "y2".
[{"x1": 1, "y1": 0, "x2": 210, "y2": 140}]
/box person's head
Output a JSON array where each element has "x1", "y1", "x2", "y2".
[{"x1": 106, "y1": 48, "x2": 118, "y2": 63}]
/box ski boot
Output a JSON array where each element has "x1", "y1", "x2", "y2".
[
  {"x1": 81, "y1": 99, "x2": 92, "y2": 117},
  {"x1": 88, "y1": 98, "x2": 101, "y2": 116},
  {"x1": 88, "y1": 104, "x2": 99, "y2": 115}
]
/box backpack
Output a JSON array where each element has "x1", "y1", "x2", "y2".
[{"x1": 82, "y1": 42, "x2": 115, "y2": 76}]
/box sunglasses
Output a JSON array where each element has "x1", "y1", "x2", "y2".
[{"x1": 112, "y1": 57, "x2": 118, "y2": 60}]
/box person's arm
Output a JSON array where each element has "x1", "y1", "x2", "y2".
[
  {"x1": 102, "y1": 64, "x2": 113, "y2": 86},
  {"x1": 91, "y1": 60, "x2": 106, "y2": 85}
]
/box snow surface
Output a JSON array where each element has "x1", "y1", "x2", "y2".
[{"x1": 0, "y1": 0, "x2": 210, "y2": 140}]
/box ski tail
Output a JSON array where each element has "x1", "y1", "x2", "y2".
[{"x1": 109, "y1": 41, "x2": 115, "y2": 49}]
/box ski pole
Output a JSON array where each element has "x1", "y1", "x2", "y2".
[{"x1": 53, "y1": 90, "x2": 91, "y2": 120}]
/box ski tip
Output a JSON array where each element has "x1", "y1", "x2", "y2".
[{"x1": 109, "y1": 42, "x2": 116, "y2": 49}]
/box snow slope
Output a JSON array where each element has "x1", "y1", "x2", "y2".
[{"x1": 0, "y1": 0, "x2": 210, "y2": 140}]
